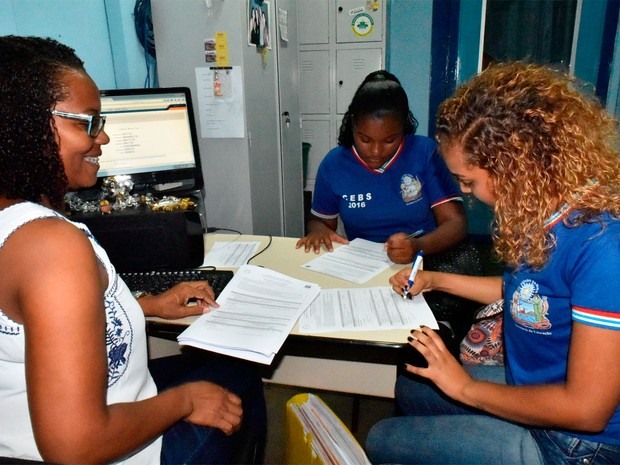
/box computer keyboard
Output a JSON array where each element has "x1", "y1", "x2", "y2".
[{"x1": 120, "y1": 269, "x2": 234, "y2": 298}]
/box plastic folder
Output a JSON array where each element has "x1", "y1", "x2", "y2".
[{"x1": 285, "y1": 393, "x2": 371, "y2": 465}]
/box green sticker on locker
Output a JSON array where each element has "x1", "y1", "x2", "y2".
[{"x1": 351, "y1": 13, "x2": 374, "y2": 37}]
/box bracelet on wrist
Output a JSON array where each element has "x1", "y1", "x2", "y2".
[{"x1": 131, "y1": 290, "x2": 150, "y2": 300}]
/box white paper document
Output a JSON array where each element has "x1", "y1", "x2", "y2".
[
  {"x1": 202, "y1": 241, "x2": 260, "y2": 267},
  {"x1": 298, "y1": 287, "x2": 438, "y2": 333},
  {"x1": 195, "y1": 66, "x2": 245, "y2": 138},
  {"x1": 177, "y1": 264, "x2": 320, "y2": 364},
  {"x1": 300, "y1": 238, "x2": 392, "y2": 284}
]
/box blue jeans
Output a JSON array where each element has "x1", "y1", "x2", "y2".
[
  {"x1": 148, "y1": 351, "x2": 266, "y2": 465},
  {"x1": 365, "y1": 365, "x2": 620, "y2": 465},
  {"x1": 530, "y1": 430, "x2": 620, "y2": 465}
]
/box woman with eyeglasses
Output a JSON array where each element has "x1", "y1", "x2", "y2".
[{"x1": 0, "y1": 35, "x2": 265, "y2": 465}]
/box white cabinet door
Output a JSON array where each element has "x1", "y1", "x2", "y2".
[
  {"x1": 301, "y1": 119, "x2": 332, "y2": 189},
  {"x1": 336, "y1": 48, "x2": 383, "y2": 114},
  {"x1": 336, "y1": 0, "x2": 384, "y2": 43},
  {"x1": 298, "y1": 0, "x2": 330, "y2": 45},
  {"x1": 300, "y1": 50, "x2": 331, "y2": 114}
]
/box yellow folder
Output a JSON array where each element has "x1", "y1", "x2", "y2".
[{"x1": 285, "y1": 393, "x2": 371, "y2": 465}]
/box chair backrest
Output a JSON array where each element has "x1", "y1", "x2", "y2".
[{"x1": 423, "y1": 240, "x2": 491, "y2": 343}]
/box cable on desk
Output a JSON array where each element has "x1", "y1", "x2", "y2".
[
  {"x1": 246, "y1": 235, "x2": 272, "y2": 265},
  {"x1": 206, "y1": 227, "x2": 242, "y2": 235}
]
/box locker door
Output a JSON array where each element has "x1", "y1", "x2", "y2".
[
  {"x1": 298, "y1": 0, "x2": 329, "y2": 45},
  {"x1": 336, "y1": 48, "x2": 382, "y2": 114},
  {"x1": 301, "y1": 119, "x2": 332, "y2": 190},
  {"x1": 336, "y1": 0, "x2": 384, "y2": 43},
  {"x1": 300, "y1": 50, "x2": 331, "y2": 114}
]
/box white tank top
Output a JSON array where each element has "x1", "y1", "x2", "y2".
[{"x1": 0, "y1": 202, "x2": 161, "y2": 464}]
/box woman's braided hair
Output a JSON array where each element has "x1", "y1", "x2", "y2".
[
  {"x1": 0, "y1": 35, "x2": 86, "y2": 210},
  {"x1": 338, "y1": 70, "x2": 418, "y2": 148}
]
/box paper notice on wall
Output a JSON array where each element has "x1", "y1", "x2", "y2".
[
  {"x1": 278, "y1": 8, "x2": 288, "y2": 42},
  {"x1": 195, "y1": 66, "x2": 245, "y2": 138},
  {"x1": 215, "y1": 31, "x2": 230, "y2": 66}
]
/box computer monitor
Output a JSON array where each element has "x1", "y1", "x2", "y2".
[{"x1": 98, "y1": 87, "x2": 203, "y2": 192}]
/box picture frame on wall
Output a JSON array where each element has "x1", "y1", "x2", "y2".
[{"x1": 247, "y1": 0, "x2": 271, "y2": 49}]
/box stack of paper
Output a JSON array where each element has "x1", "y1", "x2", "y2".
[
  {"x1": 300, "y1": 238, "x2": 392, "y2": 284},
  {"x1": 177, "y1": 265, "x2": 320, "y2": 364},
  {"x1": 298, "y1": 287, "x2": 438, "y2": 333},
  {"x1": 286, "y1": 393, "x2": 371, "y2": 465}
]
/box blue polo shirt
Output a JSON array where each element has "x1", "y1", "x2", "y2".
[
  {"x1": 311, "y1": 135, "x2": 462, "y2": 242},
  {"x1": 504, "y1": 212, "x2": 620, "y2": 445}
]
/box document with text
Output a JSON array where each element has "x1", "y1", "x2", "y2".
[
  {"x1": 202, "y1": 240, "x2": 261, "y2": 267},
  {"x1": 298, "y1": 287, "x2": 438, "y2": 333},
  {"x1": 300, "y1": 238, "x2": 392, "y2": 284},
  {"x1": 177, "y1": 264, "x2": 320, "y2": 364}
]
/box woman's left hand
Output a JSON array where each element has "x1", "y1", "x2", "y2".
[
  {"x1": 138, "y1": 281, "x2": 219, "y2": 319},
  {"x1": 405, "y1": 326, "x2": 472, "y2": 400}
]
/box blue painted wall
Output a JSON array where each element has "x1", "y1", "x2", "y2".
[
  {"x1": 0, "y1": 0, "x2": 146, "y2": 90},
  {"x1": 386, "y1": 0, "x2": 433, "y2": 138},
  {"x1": 575, "y1": 1, "x2": 606, "y2": 87},
  {"x1": 2, "y1": 0, "x2": 611, "y2": 120},
  {"x1": 386, "y1": 0, "x2": 494, "y2": 236},
  {"x1": 457, "y1": 1, "x2": 484, "y2": 83}
]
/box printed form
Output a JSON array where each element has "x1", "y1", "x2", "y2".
[
  {"x1": 177, "y1": 264, "x2": 320, "y2": 364},
  {"x1": 202, "y1": 240, "x2": 260, "y2": 267},
  {"x1": 301, "y1": 238, "x2": 392, "y2": 284},
  {"x1": 298, "y1": 287, "x2": 438, "y2": 333}
]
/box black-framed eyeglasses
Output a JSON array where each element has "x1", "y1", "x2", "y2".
[{"x1": 51, "y1": 110, "x2": 107, "y2": 138}]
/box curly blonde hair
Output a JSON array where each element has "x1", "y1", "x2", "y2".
[{"x1": 436, "y1": 62, "x2": 620, "y2": 269}]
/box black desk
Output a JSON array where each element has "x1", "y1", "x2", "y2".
[{"x1": 148, "y1": 320, "x2": 406, "y2": 365}]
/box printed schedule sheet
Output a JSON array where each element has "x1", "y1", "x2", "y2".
[{"x1": 298, "y1": 287, "x2": 438, "y2": 333}]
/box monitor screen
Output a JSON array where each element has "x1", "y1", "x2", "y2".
[{"x1": 98, "y1": 87, "x2": 202, "y2": 191}]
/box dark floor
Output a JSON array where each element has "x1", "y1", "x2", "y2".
[{"x1": 262, "y1": 383, "x2": 396, "y2": 465}]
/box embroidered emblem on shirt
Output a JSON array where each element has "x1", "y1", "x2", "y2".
[
  {"x1": 401, "y1": 174, "x2": 422, "y2": 204},
  {"x1": 105, "y1": 278, "x2": 133, "y2": 387},
  {"x1": 510, "y1": 279, "x2": 551, "y2": 330}
]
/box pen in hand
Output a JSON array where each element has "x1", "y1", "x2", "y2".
[{"x1": 403, "y1": 250, "x2": 424, "y2": 299}]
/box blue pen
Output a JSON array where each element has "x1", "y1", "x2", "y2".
[
  {"x1": 403, "y1": 250, "x2": 424, "y2": 299},
  {"x1": 408, "y1": 229, "x2": 425, "y2": 239}
]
